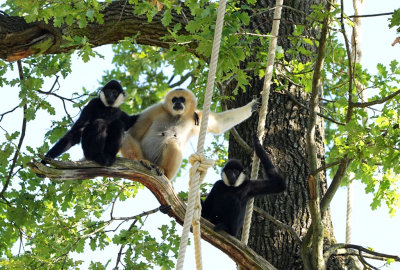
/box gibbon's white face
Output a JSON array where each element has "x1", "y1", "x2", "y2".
[
  {"x1": 164, "y1": 89, "x2": 197, "y2": 116},
  {"x1": 222, "y1": 170, "x2": 247, "y2": 187},
  {"x1": 100, "y1": 88, "x2": 126, "y2": 108}
]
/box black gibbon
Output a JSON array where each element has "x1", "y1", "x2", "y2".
[
  {"x1": 41, "y1": 80, "x2": 139, "y2": 167},
  {"x1": 201, "y1": 133, "x2": 287, "y2": 237},
  {"x1": 120, "y1": 88, "x2": 259, "y2": 179}
]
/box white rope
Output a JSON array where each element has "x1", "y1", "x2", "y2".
[
  {"x1": 175, "y1": 0, "x2": 227, "y2": 269},
  {"x1": 346, "y1": 0, "x2": 364, "y2": 245},
  {"x1": 345, "y1": 177, "x2": 354, "y2": 244},
  {"x1": 239, "y1": 0, "x2": 283, "y2": 256}
]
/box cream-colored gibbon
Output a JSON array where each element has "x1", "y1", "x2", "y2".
[{"x1": 120, "y1": 88, "x2": 259, "y2": 179}]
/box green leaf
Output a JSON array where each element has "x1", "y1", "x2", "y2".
[{"x1": 161, "y1": 9, "x2": 172, "y2": 26}]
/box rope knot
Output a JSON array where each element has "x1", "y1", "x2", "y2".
[{"x1": 188, "y1": 152, "x2": 214, "y2": 186}]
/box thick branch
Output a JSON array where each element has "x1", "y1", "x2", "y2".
[
  {"x1": 27, "y1": 156, "x2": 277, "y2": 270},
  {"x1": 324, "y1": 243, "x2": 400, "y2": 263},
  {"x1": 0, "y1": 2, "x2": 192, "y2": 61}
]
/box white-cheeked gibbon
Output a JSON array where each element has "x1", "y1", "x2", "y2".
[{"x1": 120, "y1": 88, "x2": 259, "y2": 179}]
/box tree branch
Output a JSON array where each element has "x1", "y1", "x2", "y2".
[
  {"x1": 340, "y1": 0, "x2": 354, "y2": 123},
  {"x1": 349, "y1": 88, "x2": 400, "y2": 108},
  {"x1": 27, "y1": 156, "x2": 277, "y2": 270},
  {"x1": 0, "y1": 60, "x2": 27, "y2": 203},
  {"x1": 0, "y1": 2, "x2": 192, "y2": 61},
  {"x1": 253, "y1": 206, "x2": 302, "y2": 246},
  {"x1": 302, "y1": 158, "x2": 352, "y2": 247},
  {"x1": 324, "y1": 243, "x2": 400, "y2": 263}
]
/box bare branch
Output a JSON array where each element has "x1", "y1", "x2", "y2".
[
  {"x1": 312, "y1": 157, "x2": 348, "y2": 176},
  {"x1": 27, "y1": 156, "x2": 277, "y2": 270},
  {"x1": 169, "y1": 72, "x2": 193, "y2": 88},
  {"x1": 0, "y1": 106, "x2": 19, "y2": 122},
  {"x1": 350, "y1": 88, "x2": 400, "y2": 108},
  {"x1": 324, "y1": 243, "x2": 400, "y2": 263}
]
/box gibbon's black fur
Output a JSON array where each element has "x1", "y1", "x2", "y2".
[
  {"x1": 201, "y1": 133, "x2": 287, "y2": 237},
  {"x1": 41, "y1": 80, "x2": 139, "y2": 167}
]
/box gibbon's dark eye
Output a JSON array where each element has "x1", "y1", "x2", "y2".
[
  {"x1": 112, "y1": 89, "x2": 118, "y2": 96},
  {"x1": 233, "y1": 169, "x2": 239, "y2": 176},
  {"x1": 179, "y1": 97, "x2": 186, "y2": 103},
  {"x1": 172, "y1": 97, "x2": 178, "y2": 103}
]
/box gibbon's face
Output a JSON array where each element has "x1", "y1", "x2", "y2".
[
  {"x1": 100, "y1": 80, "x2": 126, "y2": 107},
  {"x1": 165, "y1": 89, "x2": 197, "y2": 116},
  {"x1": 221, "y1": 159, "x2": 247, "y2": 187}
]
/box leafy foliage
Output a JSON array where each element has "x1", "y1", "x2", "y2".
[{"x1": 1, "y1": 0, "x2": 400, "y2": 268}]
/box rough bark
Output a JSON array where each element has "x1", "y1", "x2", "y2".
[
  {"x1": 28, "y1": 156, "x2": 277, "y2": 270},
  {"x1": 225, "y1": 1, "x2": 344, "y2": 269},
  {"x1": 0, "y1": 2, "x2": 191, "y2": 61}
]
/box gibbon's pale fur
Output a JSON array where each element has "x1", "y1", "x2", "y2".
[{"x1": 121, "y1": 88, "x2": 258, "y2": 179}]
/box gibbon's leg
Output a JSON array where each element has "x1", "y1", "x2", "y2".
[
  {"x1": 206, "y1": 99, "x2": 258, "y2": 135},
  {"x1": 158, "y1": 140, "x2": 182, "y2": 180},
  {"x1": 120, "y1": 133, "x2": 144, "y2": 161},
  {"x1": 81, "y1": 119, "x2": 114, "y2": 166},
  {"x1": 101, "y1": 119, "x2": 125, "y2": 164}
]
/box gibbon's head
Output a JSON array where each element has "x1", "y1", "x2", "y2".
[
  {"x1": 99, "y1": 80, "x2": 126, "y2": 108},
  {"x1": 164, "y1": 88, "x2": 197, "y2": 116},
  {"x1": 221, "y1": 159, "x2": 247, "y2": 187}
]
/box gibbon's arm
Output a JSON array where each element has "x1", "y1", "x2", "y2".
[
  {"x1": 45, "y1": 99, "x2": 97, "y2": 160},
  {"x1": 119, "y1": 111, "x2": 140, "y2": 131},
  {"x1": 197, "y1": 99, "x2": 258, "y2": 135},
  {"x1": 129, "y1": 104, "x2": 164, "y2": 140},
  {"x1": 246, "y1": 133, "x2": 287, "y2": 198}
]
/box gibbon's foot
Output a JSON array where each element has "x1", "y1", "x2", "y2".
[
  {"x1": 151, "y1": 164, "x2": 164, "y2": 176},
  {"x1": 140, "y1": 159, "x2": 153, "y2": 170},
  {"x1": 93, "y1": 154, "x2": 116, "y2": 167},
  {"x1": 214, "y1": 222, "x2": 229, "y2": 233},
  {"x1": 139, "y1": 160, "x2": 163, "y2": 176},
  {"x1": 251, "y1": 97, "x2": 262, "y2": 112},
  {"x1": 159, "y1": 205, "x2": 172, "y2": 214}
]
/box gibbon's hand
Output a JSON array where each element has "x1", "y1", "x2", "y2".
[
  {"x1": 194, "y1": 112, "x2": 199, "y2": 126},
  {"x1": 251, "y1": 97, "x2": 262, "y2": 112}
]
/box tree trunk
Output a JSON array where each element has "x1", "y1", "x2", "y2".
[{"x1": 225, "y1": 1, "x2": 341, "y2": 269}]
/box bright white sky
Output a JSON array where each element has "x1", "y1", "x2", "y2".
[{"x1": 1, "y1": 0, "x2": 400, "y2": 269}]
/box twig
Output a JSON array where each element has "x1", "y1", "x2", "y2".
[
  {"x1": 282, "y1": 89, "x2": 345, "y2": 126},
  {"x1": 253, "y1": 206, "x2": 302, "y2": 246},
  {"x1": 0, "y1": 61, "x2": 27, "y2": 204},
  {"x1": 340, "y1": 0, "x2": 354, "y2": 123},
  {"x1": 0, "y1": 106, "x2": 19, "y2": 122},
  {"x1": 169, "y1": 72, "x2": 193, "y2": 88},
  {"x1": 350, "y1": 89, "x2": 400, "y2": 108},
  {"x1": 114, "y1": 218, "x2": 140, "y2": 270},
  {"x1": 347, "y1": 12, "x2": 393, "y2": 18},
  {"x1": 312, "y1": 157, "x2": 348, "y2": 176}
]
